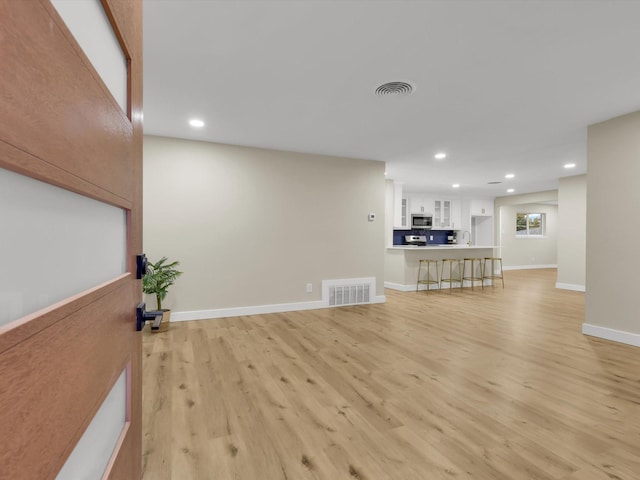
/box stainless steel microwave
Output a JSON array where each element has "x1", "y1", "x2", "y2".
[{"x1": 411, "y1": 214, "x2": 433, "y2": 229}]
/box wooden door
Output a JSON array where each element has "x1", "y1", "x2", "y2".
[{"x1": 0, "y1": 1, "x2": 142, "y2": 479}]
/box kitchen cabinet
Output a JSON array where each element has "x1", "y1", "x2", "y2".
[
  {"x1": 393, "y1": 182, "x2": 410, "y2": 229},
  {"x1": 460, "y1": 198, "x2": 495, "y2": 244},
  {"x1": 470, "y1": 198, "x2": 494, "y2": 216},
  {"x1": 398, "y1": 197, "x2": 409, "y2": 229},
  {"x1": 451, "y1": 199, "x2": 461, "y2": 229},
  {"x1": 433, "y1": 199, "x2": 448, "y2": 227},
  {"x1": 433, "y1": 198, "x2": 461, "y2": 229},
  {"x1": 409, "y1": 194, "x2": 434, "y2": 215},
  {"x1": 407, "y1": 193, "x2": 462, "y2": 229}
]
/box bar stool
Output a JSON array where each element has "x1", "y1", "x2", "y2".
[
  {"x1": 440, "y1": 258, "x2": 462, "y2": 290},
  {"x1": 482, "y1": 257, "x2": 504, "y2": 288},
  {"x1": 417, "y1": 259, "x2": 439, "y2": 293},
  {"x1": 462, "y1": 258, "x2": 484, "y2": 290}
]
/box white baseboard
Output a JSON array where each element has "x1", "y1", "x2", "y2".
[
  {"x1": 582, "y1": 323, "x2": 640, "y2": 348},
  {"x1": 384, "y1": 282, "x2": 445, "y2": 291},
  {"x1": 171, "y1": 295, "x2": 386, "y2": 322},
  {"x1": 556, "y1": 282, "x2": 586, "y2": 292},
  {"x1": 384, "y1": 282, "x2": 416, "y2": 291},
  {"x1": 384, "y1": 281, "x2": 490, "y2": 291},
  {"x1": 503, "y1": 264, "x2": 557, "y2": 271}
]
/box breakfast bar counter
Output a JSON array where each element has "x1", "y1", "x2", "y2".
[
  {"x1": 385, "y1": 245, "x2": 500, "y2": 290},
  {"x1": 388, "y1": 245, "x2": 499, "y2": 251}
]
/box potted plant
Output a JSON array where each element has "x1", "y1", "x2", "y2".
[{"x1": 142, "y1": 256, "x2": 183, "y2": 332}]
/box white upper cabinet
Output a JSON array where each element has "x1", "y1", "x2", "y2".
[
  {"x1": 433, "y1": 198, "x2": 461, "y2": 229},
  {"x1": 450, "y1": 199, "x2": 461, "y2": 229},
  {"x1": 433, "y1": 199, "x2": 447, "y2": 227},
  {"x1": 409, "y1": 194, "x2": 434, "y2": 215},
  {"x1": 400, "y1": 198, "x2": 408, "y2": 229},
  {"x1": 470, "y1": 198, "x2": 494, "y2": 216},
  {"x1": 406, "y1": 194, "x2": 462, "y2": 229},
  {"x1": 460, "y1": 198, "x2": 495, "y2": 244},
  {"x1": 393, "y1": 182, "x2": 410, "y2": 229}
]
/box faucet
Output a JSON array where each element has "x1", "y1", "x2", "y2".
[{"x1": 462, "y1": 230, "x2": 472, "y2": 246}]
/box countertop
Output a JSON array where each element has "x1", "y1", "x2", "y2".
[{"x1": 388, "y1": 245, "x2": 498, "y2": 250}]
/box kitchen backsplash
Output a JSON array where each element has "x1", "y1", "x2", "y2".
[{"x1": 393, "y1": 229, "x2": 454, "y2": 245}]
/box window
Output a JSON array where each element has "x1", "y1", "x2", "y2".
[{"x1": 516, "y1": 213, "x2": 545, "y2": 236}]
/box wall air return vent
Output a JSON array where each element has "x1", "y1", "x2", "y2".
[
  {"x1": 322, "y1": 277, "x2": 375, "y2": 307},
  {"x1": 375, "y1": 81, "x2": 414, "y2": 96}
]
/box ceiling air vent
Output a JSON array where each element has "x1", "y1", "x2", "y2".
[
  {"x1": 487, "y1": 181, "x2": 502, "y2": 185},
  {"x1": 375, "y1": 81, "x2": 414, "y2": 96}
]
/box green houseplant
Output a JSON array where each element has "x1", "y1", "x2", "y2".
[{"x1": 142, "y1": 257, "x2": 183, "y2": 311}]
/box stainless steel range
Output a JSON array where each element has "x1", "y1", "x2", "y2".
[{"x1": 405, "y1": 235, "x2": 427, "y2": 246}]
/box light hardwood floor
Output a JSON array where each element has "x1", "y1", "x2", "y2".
[{"x1": 142, "y1": 269, "x2": 640, "y2": 480}]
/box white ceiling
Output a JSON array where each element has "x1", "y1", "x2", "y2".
[{"x1": 143, "y1": 0, "x2": 640, "y2": 197}]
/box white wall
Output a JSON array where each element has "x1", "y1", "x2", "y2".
[
  {"x1": 557, "y1": 175, "x2": 586, "y2": 291},
  {"x1": 495, "y1": 191, "x2": 558, "y2": 269},
  {"x1": 585, "y1": 111, "x2": 640, "y2": 346},
  {"x1": 143, "y1": 136, "x2": 386, "y2": 318},
  {"x1": 384, "y1": 180, "x2": 395, "y2": 247},
  {"x1": 498, "y1": 203, "x2": 558, "y2": 268}
]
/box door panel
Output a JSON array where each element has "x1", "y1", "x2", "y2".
[
  {"x1": 51, "y1": 0, "x2": 129, "y2": 113},
  {"x1": 0, "y1": 0, "x2": 132, "y2": 202},
  {"x1": 0, "y1": 140, "x2": 132, "y2": 209},
  {"x1": 56, "y1": 369, "x2": 128, "y2": 480},
  {"x1": 0, "y1": 0, "x2": 142, "y2": 478},
  {"x1": 0, "y1": 282, "x2": 134, "y2": 479},
  {"x1": 0, "y1": 168, "x2": 127, "y2": 327}
]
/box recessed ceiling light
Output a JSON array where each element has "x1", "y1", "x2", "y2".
[
  {"x1": 189, "y1": 119, "x2": 205, "y2": 127},
  {"x1": 505, "y1": 173, "x2": 515, "y2": 179},
  {"x1": 564, "y1": 163, "x2": 576, "y2": 169},
  {"x1": 452, "y1": 183, "x2": 460, "y2": 188},
  {"x1": 507, "y1": 188, "x2": 515, "y2": 193},
  {"x1": 434, "y1": 152, "x2": 447, "y2": 160}
]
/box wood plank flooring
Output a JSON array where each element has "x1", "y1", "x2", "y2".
[{"x1": 142, "y1": 269, "x2": 640, "y2": 480}]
